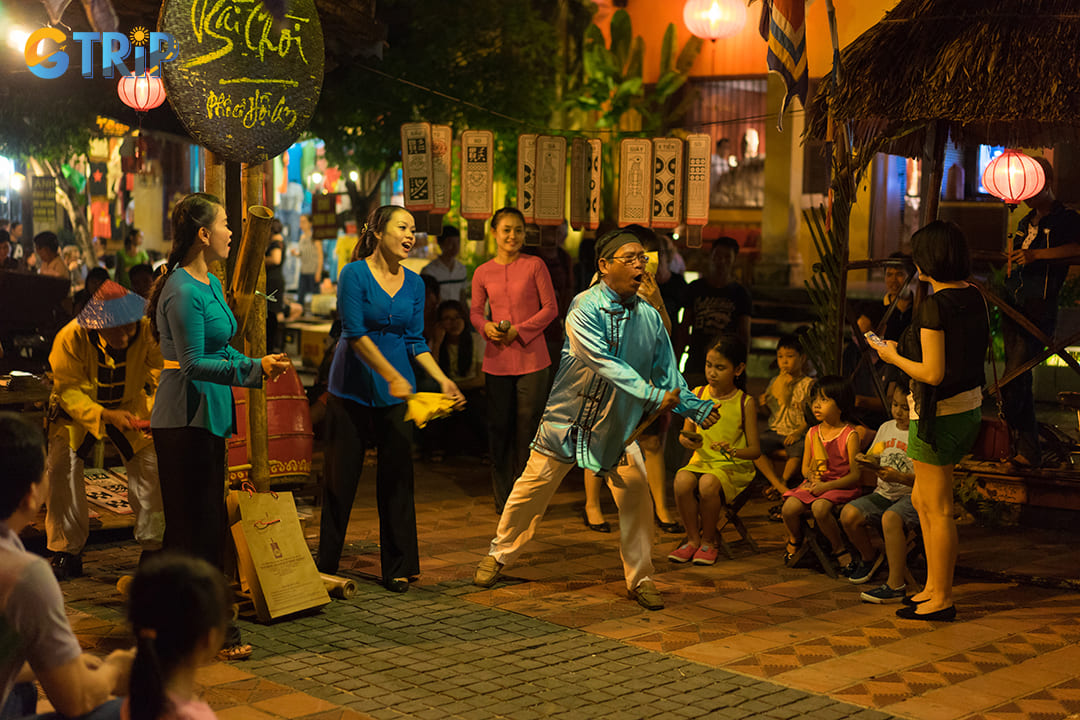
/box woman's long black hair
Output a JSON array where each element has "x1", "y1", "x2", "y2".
[{"x1": 146, "y1": 193, "x2": 222, "y2": 342}]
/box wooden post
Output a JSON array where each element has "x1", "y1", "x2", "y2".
[
  {"x1": 241, "y1": 162, "x2": 271, "y2": 493},
  {"x1": 921, "y1": 120, "x2": 946, "y2": 225}
]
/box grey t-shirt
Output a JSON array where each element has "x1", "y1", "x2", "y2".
[{"x1": 0, "y1": 523, "x2": 84, "y2": 708}]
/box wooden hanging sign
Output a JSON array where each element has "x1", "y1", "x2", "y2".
[
  {"x1": 684, "y1": 133, "x2": 712, "y2": 247},
  {"x1": 430, "y1": 125, "x2": 452, "y2": 215},
  {"x1": 460, "y1": 130, "x2": 494, "y2": 240},
  {"x1": 618, "y1": 139, "x2": 652, "y2": 227},
  {"x1": 534, "y1": 135, "x2": 566, "y2": 226},
  {"x1": 587, "y1": 139, "x2": 601, "y2": 230},
  {"x1": 517, "y1": 134, "x2": 537, "y2": 223},
  {"x1": 651, "y1": 138, "x2": 683, "y2": 230},
  {"x1": 570, "y1": 138, "x2": 588, "y2": 231},
  {"x1": 400, "y1": 122, "x2": 434, "y2": 212},
  {"x1": 159, "y1": 0, "x2": 324, "y2": 164}
]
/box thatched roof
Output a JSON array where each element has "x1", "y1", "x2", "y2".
[{"x1": 805, "y1": 0, "x2": 1080, "y2": 157}]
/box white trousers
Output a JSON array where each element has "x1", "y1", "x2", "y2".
[
  {"x1": 488, "y1": 445, "x2": 655, "y2": 591},
  {"x1": 46, "y1": 423, "x2": 165, "y2": 554}
]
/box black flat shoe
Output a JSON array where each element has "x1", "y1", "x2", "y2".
[
  {"x1": 385, "y1": 577, "x2": 410, "y2": 593},
  {"x1": 902, "y1": 595, "x2": 927, "y2": 607},
  {"x1": 51, "y1": 552, "x2": 83, "y2": 581},
  {"x1": 896, "y1": 604, "x2": 955, "y2": 622},
  {"x1": 656, "y1": 519, "x2": 685, "y2": 534},
  {"x1": 582, "y1": 510, "x2": 611, "y2": 533}
]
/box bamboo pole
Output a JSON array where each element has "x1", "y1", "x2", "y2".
[
  {"x1": 205, "y1": 151, "x2": 227, "y2": 284},
  {"x1": 241, "y1": 162, "x2": 271, "y2": 493}
]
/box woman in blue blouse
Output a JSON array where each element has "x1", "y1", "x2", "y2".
[
  {"x1": 147, "y1": 193, "x2": 291, "y2": 654},
  {"x1": 317, "y1": 205, "x2": 464, "y2": 593}
]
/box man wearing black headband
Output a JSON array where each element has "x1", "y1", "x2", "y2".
[{"x1": 474, "y1": 225, "x2": 719, "y2": 610}]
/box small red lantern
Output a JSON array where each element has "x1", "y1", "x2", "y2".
[
  {"x1": 981, "y1": 149, "x2": 1045, "y2": 208},
  {"x1": 683, "y1": 0, "x2": 747, "y2": 41},
  {"x1": 117, "y1": 73, "x2": 166, "y2": 112}
]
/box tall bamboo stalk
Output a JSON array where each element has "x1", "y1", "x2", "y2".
[{"x1": 241, "y1": 162, "x2": 270, "y2": 493}]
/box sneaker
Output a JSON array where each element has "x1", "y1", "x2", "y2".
[
  {"x1": 861, "y1": 583, "x2": 907, "y2": 604},
  {"x1": 473, "y1": 555, "x2": 504, "y2": 587},
  {"x1": 51, "y1": 552, "x2": 83, "y2": 581},
  {"x1": 628, "y1": 579, "x2": 664, "y2": 610},
  {"x1": 848, "y1": 553, "x2": 885, "y2": 585},
  {"x1": 692, "y1": 544, "x2": 719, "y2": 566},
  {"x1": 667, "y1": 542, "x2": 698, "y2": 563}
]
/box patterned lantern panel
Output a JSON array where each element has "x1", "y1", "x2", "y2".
[
  {"x1": 400, "y1": 122, "x2": 434, "y2": 212},
  {"x1": 117, "y1": 73, "x2": 167, "y2": 111},
  {"x1": 534, "y1": 135, "x2": 567, "y2": 227},
  {"x1": 618, "y1": 139, "x2": 653, "y2": 227},
  {"x1": 982, "y1": 149, "x2": 1045, "y2": 206}
]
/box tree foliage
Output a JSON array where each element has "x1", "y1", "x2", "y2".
[{"x1": 309, "y1": 0, "x2": 573, "y2": 189}]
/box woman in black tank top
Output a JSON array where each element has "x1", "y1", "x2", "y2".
[{"x1": 871, "y1": 221, "x2": 987, "y2": 623}]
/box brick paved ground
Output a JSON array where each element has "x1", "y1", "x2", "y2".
[
  {"x1": 60, "y1": 540, "x2": 886, "y2": 720},
  {"x1": 40, "y1": 452, "x2": 1080, "y2": 720}
]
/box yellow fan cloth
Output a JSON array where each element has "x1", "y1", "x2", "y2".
[
  {"x1": 405, "y1": 392, "x2": 459, "y2": 428},
  {"x1": 645, "y1": 251, "x2": 659, "y2": 275}
]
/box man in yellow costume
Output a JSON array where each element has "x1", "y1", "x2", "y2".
[{"x1": 46, "y1": 280, "x2": 164, "y2": 579}]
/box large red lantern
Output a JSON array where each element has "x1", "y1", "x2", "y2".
[
  {"x1": 117, "y1": 73, "x2": 167, "y2": 112},
  {"x1": 683, "y1": 0, "x2": 747, "y2": 41},
  {"x1": 981, "y1": 149, "x2": 1045, "y2": 208}
]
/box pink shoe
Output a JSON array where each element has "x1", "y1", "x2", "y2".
[
  {"x1": 667, "y1": 542, "x2": 698, "y2": 563},
  {"x1": 692, "y1": 544, "x2": 719, "y2": 565}
]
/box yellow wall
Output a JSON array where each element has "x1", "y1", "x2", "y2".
[{"x1": 598, "y1": 0, "x2": 900, "y2": 83}]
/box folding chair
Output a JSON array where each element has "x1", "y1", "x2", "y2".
[
  {"x1": 716, "y1": 474, "x2": 765, "y2": 558},
  {"x1": 783, "y1": 512, "x2": 841, "y2": 578}
]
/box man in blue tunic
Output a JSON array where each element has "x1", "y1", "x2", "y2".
[{"x1": 474, "y1": 226, "x2": 718, "y2": 610}]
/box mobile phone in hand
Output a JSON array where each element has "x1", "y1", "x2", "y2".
[
  {"x1": 680, "y1": 430, "x2": 702, "y2": 442},
  {"x1": 864, "y1": 331, "x2": 886, "y2": 347}
]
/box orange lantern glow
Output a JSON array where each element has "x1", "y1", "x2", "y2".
[
  {"x1": 117, "y1": 73, "x2": 166, "y2": 112},
  {"x1": 683, "y1": 0, "x2": 747, "y2": 41},
  {"x1": 981, "y1": 149, "x2": 1045, "y2": 208}
]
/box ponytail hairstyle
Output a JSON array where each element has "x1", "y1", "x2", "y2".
[
  {"x1": 352, "y1": 205, "x2": 407, "y2": 262},
  {"x1": 127, "y1": 553, "x2": 232, "y2": 720},
  {"x1": 146, "y1": 193, "x2": 222, "y2": 342}
]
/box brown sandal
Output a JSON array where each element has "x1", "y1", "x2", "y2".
[{"x1": 216, "y1": 644, "x2": 253, "y2": 661}]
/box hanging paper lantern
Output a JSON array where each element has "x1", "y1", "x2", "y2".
[
  {"x1": 981, "y1": 149, "x2": 1045, "y2": 207},
  {"x1": 683, "y1": 0, "x2": 747, "y2": 41},
  {"x1": 117, "y1": 73, "x2": 167, "y2": 112}
]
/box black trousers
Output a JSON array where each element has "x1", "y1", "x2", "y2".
[
  {"x1": 152, "y1": 426, "x2": 228, "y2": 570},
  {"x1": 485, "y1": 368, "x2": 549, "y2": 513},
  {"x1": 1002, "y1": 297, "x2": 1058, "y2": 463},
  {"x1": 318, "y1": 395, "x2": 418, "y2": 582}
]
